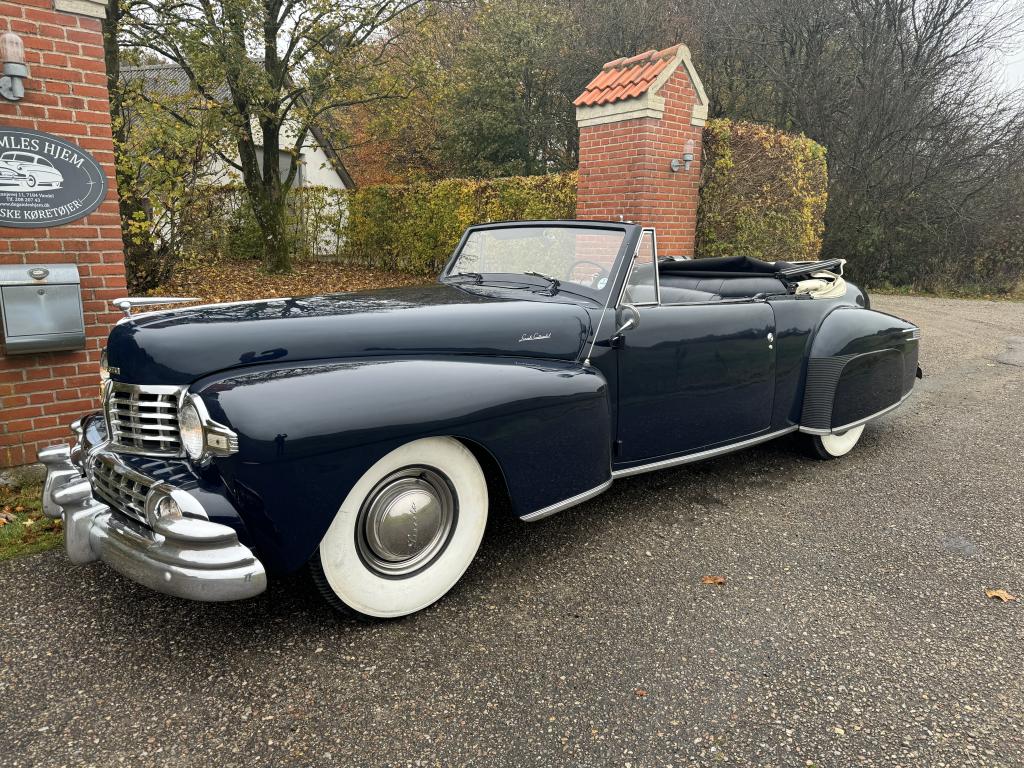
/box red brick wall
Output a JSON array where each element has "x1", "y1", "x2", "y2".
[
  {"x1": 0, "y1": 0, "x2": 125, "y2": 467},
  {"x1": 577, "y1": 67, "x2": 703, "y2": 259}
]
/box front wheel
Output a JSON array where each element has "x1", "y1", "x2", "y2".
[
  {"x1": 806, "y1": 424, "x2": 865, "y2": 460},
  {"x1": 311, "y1": 437, "x2": 488, "y2": 619}
]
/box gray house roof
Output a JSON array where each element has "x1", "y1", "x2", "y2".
[{"x1": 121, "y1": 63, "x2": 356, "y2": 189}]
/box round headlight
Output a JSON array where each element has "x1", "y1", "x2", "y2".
[
  {"x1": 179, "y1": 401, "x2": 205, "y2": 460},
  {"x1": 99, "y1": 349, "x2": 110, "y2": 382}
]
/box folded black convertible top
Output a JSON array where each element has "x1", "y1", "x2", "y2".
[
  {"x1": 660, "y1": 255, "x2": 845, "y2": 280},
  {"x1": 659, "y1": 255, "x2": 788, "y2": 274}
]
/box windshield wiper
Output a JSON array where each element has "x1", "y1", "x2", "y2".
[
  {"x1": 524, "y1": 271, "x2": 560, "y2": 295},
  {"x1": 449, "y1": 271, "x2": 483, "y2": 283}
]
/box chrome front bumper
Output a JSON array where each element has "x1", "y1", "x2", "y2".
[{"x1": 38, "y1": 436, "x2": 266, "y2": 602}]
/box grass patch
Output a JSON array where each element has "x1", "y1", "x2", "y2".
[{"x1": 0, "y1": 480, "x2": 63, "y2": 561}]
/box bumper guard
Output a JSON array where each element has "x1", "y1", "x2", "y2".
[{"x1": 38, "y1": 440, "x2": 266, "y2": 602}]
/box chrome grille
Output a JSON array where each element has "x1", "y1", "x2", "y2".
[
  {"x1": 90, "y1": 453, "x2": 153, "y2": 525},
  {"x1": 105, "y1": 383, "x2": 184, "y2": 456}
]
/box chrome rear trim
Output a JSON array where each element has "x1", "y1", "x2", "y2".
[{"x1": 799, "y1": 390, "x2": 913, "y2": 436}]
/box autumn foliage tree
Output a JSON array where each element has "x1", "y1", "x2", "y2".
[
  {"x1": 118, "y1": 0, "x2": 429, "y2": 272},
  {"x1": 112, "y1": 75, "x2": 230, "y2": 289}
]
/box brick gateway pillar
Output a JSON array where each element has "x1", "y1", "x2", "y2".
[
  {"x1": 0, "y1": 0, "x2": 125, "y2": 467},
  {"x1": 574, "y1": 44, "x2": 709, "y2": 259}
]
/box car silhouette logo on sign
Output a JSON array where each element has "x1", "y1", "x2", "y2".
[{"x1": 0, "y1": 126, "x2": 107, "y2": 228}]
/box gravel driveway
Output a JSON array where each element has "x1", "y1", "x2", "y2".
[{"x1": 1, "y1": 296, "x2": 1022, "y2": 768}]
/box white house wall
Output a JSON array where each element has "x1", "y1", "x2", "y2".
[
  {"x1": 302, "y1": 145, "x2": 344, "y2": 188},
  {"x1": 207, "y1": 119, "x2": 348, "y2": 190}
]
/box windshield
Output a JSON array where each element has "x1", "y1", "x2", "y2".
[{"x1": 447, "y1": 225, "x2": 626, "y2": 298}]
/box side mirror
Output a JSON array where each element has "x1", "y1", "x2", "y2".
[{"x1": 615, "y1": 304, "x2": 641, "y2": 335}]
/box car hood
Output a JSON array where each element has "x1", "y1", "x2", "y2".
[{"x1": 106, "y1": 283, "x2": 594, "y2": 385}]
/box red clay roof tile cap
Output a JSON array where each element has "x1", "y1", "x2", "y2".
[
  {"x1": 575, "y1": 43, "x2": 685, "y2": 107},
  {"x1": 572, "y1": 90, "x2": 597, "y2": 107},
  {"x1": 615, "y1": 49, "x2": 656, "y2": 69},
  {"x1": 587, "y1": 67, "x2": 620, "y2": 90},
  {"x1": 602, "y1": 44, "x2": 680, "y2": 72},
  {"x1": 597, "y1": 66, "x2": 628, "y2": 91},
  {"x1": 622, "y1": 80, "x2": 649, "y2": 100},
  {"x1": 627, "y1": 61, "x2": 660, "y2": 86}
]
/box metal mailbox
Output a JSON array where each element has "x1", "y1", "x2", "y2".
[{"x1": 0, "y1": 264, "x2": 86, "y2": 354}]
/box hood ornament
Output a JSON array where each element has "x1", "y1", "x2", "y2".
[{"x1": 111, "y1": 296, "x2": 201, "y2": 318}]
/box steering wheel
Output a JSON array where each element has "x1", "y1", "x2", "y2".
[{"x1": 567, "y1": 259, "x2": 609, "y2": 289}]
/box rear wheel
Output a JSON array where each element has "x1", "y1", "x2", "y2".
[
  {"x1": 311, "y1": 437, "x2": 488, "y2": 619},
  {"x1": 806, "y1": 424, "x2": 865, "y2": 459}
]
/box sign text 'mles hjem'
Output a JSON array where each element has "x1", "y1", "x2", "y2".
[{"x1": 0, "y1": 133, "x2": 90, "y2": 168}]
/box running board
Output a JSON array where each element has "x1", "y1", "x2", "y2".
[
  {"x1": 611, "y1": 426, "x2": 799, "y2": 479},
  {"x1": 521, "y1": 425, "x2": 804, "y2": 522}
]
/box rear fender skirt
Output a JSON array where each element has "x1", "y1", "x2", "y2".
[{"x1": 800, "y1": 308, "x2": 920, "y2": 434}]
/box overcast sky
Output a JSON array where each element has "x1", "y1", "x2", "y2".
[
  {"x1": 989, "y1": 4, "x2": 1024, "y2": 91},
  {"x1": 1002, "y1": 49, "x2": 1024, "y2": 89}
]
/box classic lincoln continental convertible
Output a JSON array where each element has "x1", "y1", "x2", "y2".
[{"x1": 40, "y1": 221, "x2": 920, "y2": 618}]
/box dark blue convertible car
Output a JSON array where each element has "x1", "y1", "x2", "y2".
[{"x1": 40, "y1": 221, "x2": 920, "y2": 618}]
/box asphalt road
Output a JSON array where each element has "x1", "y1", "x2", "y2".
[{"x1": 2, "y1": 296, "x2": 1022, "y2": 768}]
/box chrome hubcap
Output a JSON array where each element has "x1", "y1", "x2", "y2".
[{"x1": 356, "y1": 468, "x2": 456, "y2": 577}]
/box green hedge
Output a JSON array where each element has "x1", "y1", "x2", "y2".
[
  {"x1": 341, "y1": 173, "x2": 578, "y2": 274},
  {"x1": 341, "y1": 121, "x2": 827, "y2": 272},
  {"x1": 162, "y1": 121, "x2": 828, "y2": 275},
  {"x1": 695, "y1": 119, "x2": 828, "y2": 263}
]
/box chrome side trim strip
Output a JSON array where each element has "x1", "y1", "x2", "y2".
[
  {"x1": 521, "y1": 479, "x2": 613, "y2": 522},
  {"x1": 611, "y1": 426, "x2": 799, "y2": 479},
  {"x1": 798, "y1": 390, "x2": 914, "y2": 436}
]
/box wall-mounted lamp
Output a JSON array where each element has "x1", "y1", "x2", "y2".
[
  {"x1": 0, "y1": 32, "x2": 29, "y2": 102},
  {"x1": 670, "y1": 139, "x2": 696, "y2": 173}
]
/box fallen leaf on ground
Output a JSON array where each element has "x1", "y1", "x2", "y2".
[
  {"x1": 0, "y1": 511, "x2": 15, "y2": 524},
  {"x1": 634, "y1": 688, "x2": 648, "y2": 698},
  {"x1": 701, "y1": 575, "x2": 726, "y2": 586},
  {"x1": 21, "y1": 519, "x2": 34, "y2": 527},
  {"x1": 985, "y1": 588, "x2": 1018, "y2": 602},
  {"x1": 154, "y1": 256, "x2": 431, "y2": 306}
]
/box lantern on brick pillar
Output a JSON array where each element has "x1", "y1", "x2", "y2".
[{"x1": 0, "y1": 31, "x2": 29, "y2": 102}]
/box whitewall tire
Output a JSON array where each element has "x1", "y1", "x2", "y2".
[
  {"x1": 808, "y1": 424, "x2": 865, "y2": 459},
  {"x1": 311, "y1": 437, "x2": 488, "y2": 619}
]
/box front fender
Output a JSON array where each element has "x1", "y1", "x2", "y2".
[{"x1": 193, "y1": 356, "x2": 611, "y2": 572}]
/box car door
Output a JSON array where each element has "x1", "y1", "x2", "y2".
[{"x1": 614, "y1": 230, "x2": 776, "y2": 466}]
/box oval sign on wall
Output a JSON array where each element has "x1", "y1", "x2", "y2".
[{"x1": 0, "y1": 125, "x2": 109, "y2": 228}]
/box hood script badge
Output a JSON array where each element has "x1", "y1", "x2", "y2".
[{"x1": 519, "y1": 332, "x2": 552, "y2": 342}]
